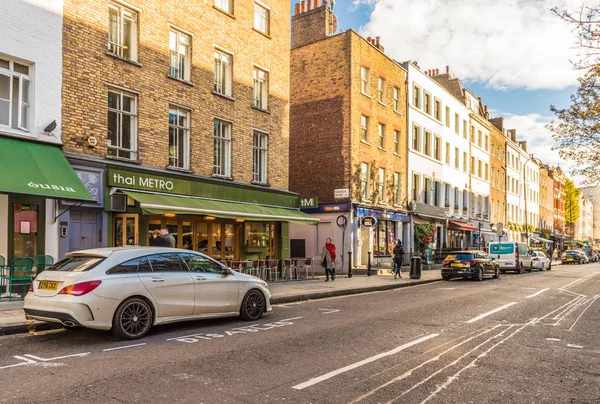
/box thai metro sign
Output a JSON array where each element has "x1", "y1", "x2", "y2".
[
  {"x1": 299, "y1": 196, "x2": 318, "y2": 208},
  {"x1": 360, "y1": 216, "x2": 378, "y2": 227}
]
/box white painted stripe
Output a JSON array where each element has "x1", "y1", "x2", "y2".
[
  {"x1": 292, "y1": 333, "x2": 439, "y2": 390},
  {"x1": 280, "y1": 317, "x2": 303, "y2": 322},
  {"x1": 567, "y1": 344, "x2": 584, "y2": 349},
  {"x1": 103, "y1": 343, "x2": 146, "y2": 352},
  {"x1": 466, "y1": 302, "x2": 517, "y2": 324},
  {"x1": 527, "y1": 288, "x2": 549, "y2": 298},
  {"x1": 568, "y1": 295, "x2": 599, "y2": 331},
  {"x1": 546, "y1": 338, "x2": 562, "y2": 342}
]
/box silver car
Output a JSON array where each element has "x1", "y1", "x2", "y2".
[{"x1": 24, "y1": 247, "x2": 271, "y2": 339}]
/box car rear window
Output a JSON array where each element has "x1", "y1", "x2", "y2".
[
  {"x1": 445, "y1": 253, "x2": 474, "y2": 261},
  {"x1": 49, "y1": 256, "x2": 104, "y2": 272},
  {"x1": 490, "y1": 243, "x2": 514, "y2": 255}
]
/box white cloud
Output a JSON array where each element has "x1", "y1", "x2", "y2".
[{"x1": 357, "y1": 0, "x2": 583, "y2": 90}]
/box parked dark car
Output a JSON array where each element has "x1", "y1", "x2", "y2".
[
  {"x1": 441, "y1": 251, "x2": 500, "y2": 281},
  {"x1": 582, "y1": 247, "x2": 598, "y2": 262},
  {"x1": 561, "y1": 250, "x2": 586, "y2": 265}
]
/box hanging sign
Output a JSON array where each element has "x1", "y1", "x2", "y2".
[{"x1": 361, "y1": 217, "x2": 377, "y2": 227}]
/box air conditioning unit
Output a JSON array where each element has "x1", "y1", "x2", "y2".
[{"x1": 110, "y1": 194, "x2": 127, "y2": 212}]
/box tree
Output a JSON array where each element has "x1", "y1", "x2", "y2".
[
  {"x1": 564, "y1": 179, "x2": 581, "y2": 240},
  {"x1": 551, "y1": 3, "x2": 600, "y2": 70}
]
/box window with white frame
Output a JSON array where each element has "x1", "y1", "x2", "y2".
[
  {"x1": 361, "y1": 115, "x2": 368, "y2": 142},
  {"x1": 0, "y1": 57, "x2": 32, "y2": 131},
  {"x1": 168, "y1": 106, "x2": 190, "y2": 169},
  {"x1": 455, "y1": 148, "x2": 459, "y2": 168},
  {"x1": 214, "y1": 119, "x2": 232, "y2": 177},
  {"x1": 107, "y1": 88, "x2": 137, "y2": 160},
  {"x1": 445, "y1": 141, "x2": 450, "y2": 164},
  {"x1": 108, "y1": 2, "x2": 138, "y2": 61},
  {"x1": 413, "y1": 84, "x2": 420, "y2": 107},
  {"x1": 215, "y1": 0, "x2": 232, "y2": 13},
  {"x1": 378, "y1": 168, "x2": 385, "y2": 201},
  {"x1": 412, "y1": 125, "x2": 421, "y2": 152},
  {"x1": 393, "y1": 130, "x2": 400, "y2": 154},
  {"x1": 423, "y1": 177, "x2": 431, "y2": 204},
  {"x1": 463, "y1": 151, "x2": 467, "y2": 172},
  {"x1": 445, "y1": 106, "x2": 450, "y2": 127},
  {"x1": 214, "y1": 49, "x2": 232, "y2": 96},
  {"x1": 169, "y1": 29, "x2": 191, "y2": 81},
  {"x1": 378, "y1": 77, "x2": 385, "y2": 103},
  {"x1": 393, "y1": 87, "x2": 399, "y2": 111},
  {"x1": 361, "y1": 67, "x2": 370, "y2": 95},
  {"x1": 254, "y1": 2, "x2": 270, "y2": 34},
  {"x1": 393, "y1": 172, "x2": 400, "y2": 204},
  {"x1": 378, "y1": 123, "x2": 385, "y2": 148},
  {"x1": 434, "y1": 136, "x2": 441, "y2": 160},
  {"x1": 434, "y1": 98, "x2": 441, "y2": 120},
  {"x1": 253, "y1": 67, "x2": 268, "y2": 110},
  {"x1": 412, "y1": 173, "x2": 420, "y2": 202},
  {"x1": 424, "y1": 92, "x2": 431, "y2": 115},
  {"x1": 454, "y1": 113, "x2": 459, "y2": 133},
  {"x1": 463, "y1": 119, "x2": 467, "y2": 139},
  {"x1": 434, "y1": 181, "x2": 441, "y2": 206},
  {"x1": 361, "y1": 162, "x2": 369, "y2": 200},
  {"x1": 253, "y1": 131, "x2": 268, "y2": 183}
]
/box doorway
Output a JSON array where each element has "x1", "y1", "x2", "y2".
[{"x1": 70, "y1": 209, "x2": 101, "y2": 252}]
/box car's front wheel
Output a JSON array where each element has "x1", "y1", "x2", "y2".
[
  {"x1": 240, "y1": 289, "x2": 266, "y2": 321},
  {"x1": 442, "y1": 273, "x2": 451, "y2": 281},
  {"x1": 112, "y1": 297, "x2": 153, "y2": 340},
  {"x1": 493, "y1": 265, "x2": 500, "y2": 279},
  {"x1": 474, "y1": 266, "x2": 484, "y2": 281}
]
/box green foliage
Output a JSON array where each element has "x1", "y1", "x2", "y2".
[
  {"x1": 414, "y1": 223, "x2": 436, "y2": 255},
  {"x1": 565, "y1": 179, "x2": 580, "y2": 225}
]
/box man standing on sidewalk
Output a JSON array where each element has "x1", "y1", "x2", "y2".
[
  {"x1": 393, "y1": 240, "x2": 404, "y2": 279},
  {"x1": 162, "y1": 227, "x2": 176, "y2": 248}
]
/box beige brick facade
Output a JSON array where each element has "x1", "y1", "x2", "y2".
[
  {"x1": 62, "y1": 0, "x2": 290, "y2": 190},
  {"x1": 490, "y1": 124, "x2": 506, "y2": 226}
]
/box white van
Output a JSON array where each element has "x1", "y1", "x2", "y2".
[{"x1": 488, "y1": 242, "x2": 532, "y2": 273}]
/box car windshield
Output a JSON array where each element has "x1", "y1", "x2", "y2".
[
  {"x1": 48, "y1": 256, "x2": 105, "y2": 272},
  {"x1": 445, "y1": 253, "x2": 473, "y2": 261},
  {"x1": 565, "y1": 251, "x2": 579, "y2": 256}
]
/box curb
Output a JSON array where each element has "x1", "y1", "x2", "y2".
[
  {"x1": 271, "y1": 277, "x2": 441, "y2": 305},
  {"x1": 0, "y1": 321, "x2": 63, "y2": 337}
]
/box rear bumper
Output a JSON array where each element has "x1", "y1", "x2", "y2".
[
  {"x1": 23, "y1": 309, "x2": 82, "y2": 327},
  {"x1": 442, "y1": 268, "x2": 475, "y2": 278}
]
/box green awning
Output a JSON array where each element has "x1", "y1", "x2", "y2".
[
  {"x1": 0, "y1": 137, "x2": 94, "y2": 201},
  {"x1": 122, "y1": 190, "x2": 318, "y2": 224}
]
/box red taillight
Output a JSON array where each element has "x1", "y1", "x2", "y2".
[
  {"x1": 28, "y1": 284, "x2": 34, "y2": 292},
  {"x1": 442, "y1": 260, "x2": 450, "y2": 265},
  {"x1": 58, "y1": 280, "x2": 102, "y2": 296},
  {"x1": 533, "y1": 257, "x2": 539, "y2": 261},
  {"x1": 469, "y1": 260, "x2": 477, "y2": 266},
  {"x1": 515, "y1": 248, "x2": 519, "y2": 259}
]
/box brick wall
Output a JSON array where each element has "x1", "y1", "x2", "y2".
[
  {"x1": 291, "y1": 4, "x2": 331, "y2": 49},
  {"x1": 62, "y1": 0, "x2": 290, "y2": 190}
]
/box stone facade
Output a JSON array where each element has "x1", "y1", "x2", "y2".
[
  {"x1": 539, "y1": 166, "x2": 554, "y2": 231},
  {"x1": 549, "y1": 166, "x2": 566, "y2": 236},
  {"x1": 61, "y1": 0, "x2": 290, "y2": 190},
  {"x1": 489, "y1": 121, "x2": 506, "y2": 227}
]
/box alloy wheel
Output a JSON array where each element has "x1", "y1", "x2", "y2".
[
  {"x1": 241, "y1": 290, "x2": 265, "y2": 321},
  {"x1": 115, "y1": 299, "x2": 152, "y2": 339}
]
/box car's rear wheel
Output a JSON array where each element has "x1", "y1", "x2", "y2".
[
  {"x1": 112, "y1": 297, "x2": 153, "y2": 340},
  {"x1": 240, "y1": 289, "x2": 266, "y2": 321},
  {"x1": 493, "y1": 265, "x2": 500, "y2": 279},
  {"x1": 580, "y1": 258, "x2": 585, "y2": 265},
  {"x1": 528, "y1": 263, "x2": 533, "y2": 273},
  {"x1": 475, "y1": 266, "x2": 484, "y2": 281},
  {"x1": 517, "y1": 263, "x2": 524, "y2": 274},
  {"x1": 442, "y1": 274, "x2": 451, "y2": 281},
  {"x1": 547, "y1": 262, "x2": 552, "y2": 271}
]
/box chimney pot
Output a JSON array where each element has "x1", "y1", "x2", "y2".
[
  {"x1": 307, "y1": 0, "x2": 313, "y2": 10},
  {"x1": 376, "y1": 36, "x2": 380, "y2": 47},
  {"x1": 301, "y1": 0, "x2": 308, "y2": 12},
  {"x1": 367, "y1": 36, "x2": 372, "y2": 43},
  {"x1": 446, "y1": 65, "x2": 450, "y2": 74},
  {"x1": 313, "y1": 0, "x2": 318, "y2": 9},
  {"x1": 436, "y1": 68, "x2": 439, "y2": 75},
  {"x1": 294, "y1": 3, "x2": 300, "y2": 14},
  {"x1": 323, "y1": 0, "x2": 327, "y2": 5}
]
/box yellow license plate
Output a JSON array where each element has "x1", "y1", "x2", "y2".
[
  {"x1": 39, "y1": 281, "x2": 59, "y2": 290},
  {"x1": 451, "y1": 263, "x2": 464, "y2": 267}
]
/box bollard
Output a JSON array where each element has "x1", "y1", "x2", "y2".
[
  {"x1": 348, "y1": 251, "x2": 353, "y2": 278},
  {"x1": 367, "y1": 251, "x2": 372, "y2": 276}
]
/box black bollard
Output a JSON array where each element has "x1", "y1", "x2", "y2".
[
  {"x1": 348, "y1": 251, "x2": 353, "y2": 278},
  {"x1": 367, "y1": 251, "x2": 372, "y2": 276}
]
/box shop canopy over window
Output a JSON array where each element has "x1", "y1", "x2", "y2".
[
  {"x1": 121, "y1": 190, "x2": 318, "y2": 225},
  {"x1": 0, "y1": 137, "x2": 94, "y2": 201}
]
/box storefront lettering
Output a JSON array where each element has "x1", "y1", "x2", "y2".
[
  {"x1": 112, "y1": 172, "x2": 174, "y2": 191},
  {"x1": 138, "y1": 177, "x2": 174, "y2": 191},
  {"x1": 28, "y1": 182, "x2": 76, "y2": 192}
]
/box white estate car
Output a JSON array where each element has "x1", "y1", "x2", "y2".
[
  {"x1": 531, "y1": 251, "x2": 552, "y2": 271},
  {"x1": 24, "y1": 247, "x2": 272, "y2": 340}
]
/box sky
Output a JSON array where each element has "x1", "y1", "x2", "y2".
[{"x1": 290, "y1": 0, "x2": 585, "y2": 182}]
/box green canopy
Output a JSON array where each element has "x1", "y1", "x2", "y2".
[
  {"x1": 122, "y1": 190, "x2": 318, "y2": 224},
  {"x1": 0, "y1": 137, "x2": 94, "y2": 201}
]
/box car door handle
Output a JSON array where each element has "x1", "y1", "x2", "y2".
[
  {"x1": 151, "y1": 277, "x2": 165, "y2": 283},
  {"x1": 196, "y1": 276, "x2": 207, "y2": 281}
]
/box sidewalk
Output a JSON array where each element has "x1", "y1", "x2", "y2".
[{"x1": 0, "y1": 270, "x2": 441, "y2": 336}]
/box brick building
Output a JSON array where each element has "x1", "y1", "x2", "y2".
[
  {"x1": 58, "y1": 0, "x2": 315, "y2": 261},
  {"x1": 549, "y1": 166, "x2": 566, "y2": 250},
  {"x1": 489, "y1": 119, "x2": 506, "y2": 236},
  {"x1": 538, "y1": 166, "x2": 554, "y2": 232},
  {"x1": 288, "y1": 1, "x2": 408, "y2": 269}
]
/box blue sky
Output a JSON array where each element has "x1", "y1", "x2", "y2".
[{"x1": 290, "y1": 0, "x2": 583, "y2": 177}]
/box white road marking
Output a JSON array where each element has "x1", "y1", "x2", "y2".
[
  {"x1": 103, "y1": 343, "x2": 146, "y2": 352},
  {"x1": 567, "y1": 344, "x2": 584, "y2": 349},
  {"x1": 0, "y1": 356, "x2": 37, "y2": 370},
  {"x1": 465, "y1": 302, "x2": 517, "y2": 324},
  {"x1": 22, "y1": 353, "x2": 90, "y2": 362},
  {"x1": 546, "y1": 338, "x2": 562, "y2": 342},
  {"x1": 527, "y1": 288, "x2": 549, "y2": 298},
  {"x1": 318, "y1": 309, "x2": 340, "y2": 315},
  {"x1": 280, "y1": 317, "x2": 303, "y2": 322},
  {"x1": 292, "y1": 333, "x2": 439, "y2": 390},
  {"x1": 568, "y1": 295, "x2": 599, "y2": 331},
  {"x1": 439, "y1": 288, "x2": 457, "y2": 290}
]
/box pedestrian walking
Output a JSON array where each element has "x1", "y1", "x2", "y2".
[
  {"x1": 392, "y1": 240, "x2": 404, "y2": 279},
  {"x1": 552, "y1": 248, "x2": 558, "y2": 262},
  {"x1": 161, "y1": 227, "x2": 176, "y2": 248},
  {"x1": 321, "y1": 238, "x2": 336, "y2": 282},
  {"x1": 149, "y1": 229, "x2": 166, "y2": 246}
]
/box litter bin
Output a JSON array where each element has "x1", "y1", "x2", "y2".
[{"x1": 410, "y1": 256, "x2": 422, "y2": 279}]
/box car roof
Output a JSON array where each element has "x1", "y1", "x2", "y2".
[{"x1": 65, "y1": 246, "x2": 195, "y2": 258}]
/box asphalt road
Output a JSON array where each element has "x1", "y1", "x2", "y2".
[{"x1": 0, "y1": 264, "x2": 598, "y2": 404}]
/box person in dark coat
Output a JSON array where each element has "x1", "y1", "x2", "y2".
[
  {"x1": 321, "y1": 238, "x2": 336, "y2": 282},
  {"x1": 149, "y1": 229, "x2": 166, "y2": 246},
  {"x1": 393, "y1": 240, "x2": 404, "y2": 279},
  {"x1": 161, "y1": 227, "x2": 176, "y2": 248}
]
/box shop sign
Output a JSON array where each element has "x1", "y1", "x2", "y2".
[
  {"x1": 109, "y1": 170, "x2": 178, "y2": 193},
  {"x1": 356, "y1": 207, "x2": 409, "y2": 222},
  {"x1": 299, "y1": 196, "x2": 318, "y2": 208},
  {"x1": 301, "y1": 203, "x2": 351, "y2": 214},
  {"x1": 361, "y1": 216, "x2": 377, "y2": 227}
]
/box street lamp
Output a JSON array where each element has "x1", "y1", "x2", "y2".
[{"x1": 523, "y1": 155, "x2": 545, "y2": 246}]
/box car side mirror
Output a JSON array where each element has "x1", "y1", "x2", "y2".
[{"x1": 222, "y1": 268, "x2": 233, "y2": 276}]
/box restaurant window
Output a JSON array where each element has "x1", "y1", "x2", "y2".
[
  {"x1": 214, "y1": 49, "x2": 232, "y2": 96},
  {"x1": 0, "y1": 57, "x2": 32, "y2": 131},
  {"x1": 209, "y1": 223, "x2": 235, "y2": 261},
  {"x1": 245, "y1": 222, "x2": 276, "y2": 258},
  {"x1": 168, "y1": 106, "x2": 190, "y2": 169},
  {"x1": 108, "y1": 88, "x2": 137, "y2": 160},
  {"x1": 253, "y1": 67, "x2": 269, "y2": 110},
  {"x1": 108, "y1": 2, "x2": 138, "y2": 61},
  {"x1": 361, "y1": 162, "x2": 369, "y2": 200},
  {"x1": 253, "y1": 130, "x2": 268, "y2": 184},
  {"x1": 113, "y1": 214, "x2": 138, "y2": 247},
  {"x1": 169, "y1": 29, "x2": 191, "y2": 81},
  {"x1": 374, "y1": 220, "x2": 396, "y2": 256},
  {"x1": 214, "y1": 119, "x2": 232, "y2": 177},
  {"x1": 254, "y1": 2, "x2": 270, "y2": 35},
  {"x1": 13, "y1": 203, "x2": 39, "y2": 258}
]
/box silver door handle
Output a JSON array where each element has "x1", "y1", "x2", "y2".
[
  {"x1": 151, "y1": 277, "x2": 165, "y2": 282},
  {"x1": 196, "y1": 276, "x2": 207, "y2": 281}
]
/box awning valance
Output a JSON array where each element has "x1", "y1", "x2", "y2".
[
  {"x1": 448, "y1": 220, "x2": 478, "y2": 231},
  {"x1": 0, "y1": 137, "x2": 94, "y2": 201},
  {"x1": 530, "y1": 236, "x2": 553, "y2": 244},
  {"x1": 122, "y1": 190, "x2": 318, "y2": 224}
]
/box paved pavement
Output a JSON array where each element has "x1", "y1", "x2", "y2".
[
  {"x1": 0, "y1": 262, "x2": 594, "y2": 403},
  {"x1": 0, "y1": 269, "x2": 442, "y2": 335}
]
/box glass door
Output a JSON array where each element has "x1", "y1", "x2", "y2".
[
  {"x1": 113, "y1": 214, "x2": 138, "y2": 247},
  {"x1": 13, "y1": 203, "x2": 39, "y2": 258}
]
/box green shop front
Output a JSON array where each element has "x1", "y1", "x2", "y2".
[{"x1": 105, "y1": 168, "x2": 317, "y2": 262}]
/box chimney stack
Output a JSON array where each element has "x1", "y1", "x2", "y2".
[
  {"x1": 302, "y1": 0, "x2": 308, "y2": 12},
  {"x1": 294, "y1": 3, "x2": 300, "y2": 14},
  {"x1": 375, "y1": 36, "x2": 380, "y2": 47},
  {"x1": 446, "y1": 65, "x2": 450, "y2": 74},
  {"x1": 436, "y1": 68, "x2": 439, "y2": 75}
]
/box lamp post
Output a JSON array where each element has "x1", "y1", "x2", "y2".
[{"x1": 522, "y1": 155, "x2": 544, "y2": 247}]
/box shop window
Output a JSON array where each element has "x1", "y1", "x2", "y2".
[
  {"x1": 196, "y1": 222, "x2": 209, "y2": 252},
  {"x1": 13, "y1": 203, "x2": 38, "y2": 258},
  {"x1": 113, "y1": 214, "x2": 138, "y2": 247},
  {"x1": 244, "y1": 222, "x2": 276, "y2": 258}
]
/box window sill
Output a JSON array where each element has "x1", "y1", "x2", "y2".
[
  {"x1": 378, "y1": 147, "x2": 387, "y2": 152},
  {"x1": 253, "y1": 28, "x2": 271, "y2": 39},
  {"x1": 252, "y1": 105, "x2": 271, "y2": 114},
  {"x1": 167, "y1": 75, "x2": 194, "y2": 87},
  {"x1": 393, "y1": 109, "x2": 402, "y2": 115},
  {"x1": 105, "y1": 155, "x2": 141, "y2": 164},
  {"x1": 361, "y1": 92, "x2": 372, "y2": 99},
  {"x1": 251, "y1": 181, "x2": 270, "y2": 187},
  {"x1": 393, "y1": 152, "x2": 402, "y2": 158},
  {"x1": 106, "y1": 52, "x2": 142, "y2": 67},
  {"x1": 212, "y1": 174, "x2": 234, "y2": 181},
  {"x1": 213, "y1": 91, "x2": 236, "y2": 101},
  {"x1": 213, "y1": 5, "x2": 235, "y2": 18},
  {"x1": 167, "y1": 166, "x2": 193, "y2": 174},
  {"x1": 378, "y1": 101, "x2": 388, "y2": 107},
  {"x1": 360, "y1": 140, "x2": 371, "y2": 146}
]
